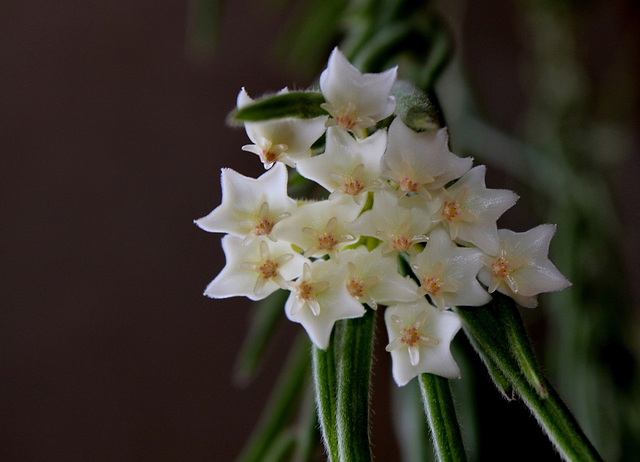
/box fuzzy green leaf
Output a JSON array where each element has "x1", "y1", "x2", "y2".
[{"x1": 230, "y1": 91, "x2": 327, "y2": 123}]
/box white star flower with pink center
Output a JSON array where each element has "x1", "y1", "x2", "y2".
[
  {"x1": 285, "y1": 260, "x2": 366, "y2": 349},
  {"x1": 204, "y1": 236, "x2": 308, "y2": 301},
  {"x1": 195, "y1": 163, "x2": 296, "y2": 244},
  {"x1": 410, "y1": 228, "x2": 491, "y2": 310},
  {"x1": 274, "y1": 196, "x2": 361, "y2": 259},
  {"x1": 478, "y1": 225, "x2": 571, "y2": 308},
  {"x1": 385, "y1": 299, "x2": 462, "y2": 386},
  {"x1": 381, "y1": 118, "x2": 472, "y2": 199},
  {"x1": 431, "y1": 165, "x2": 518, "y2": 255},
  {"x1": 319, "y1": 48, "x2": 397, "y2": 136},
  {"x1": 341, "y1": 246, "x2": 420, "y2": 309},
  {"x1": 237, "y1": 88, "x2": 328, "y2": 168},
  {"x1": 296, "y1": 126, "x2": 386, "y2": 205},
  {"x1": 348, "y1": 189, "x2": 436, "y2": 255}
]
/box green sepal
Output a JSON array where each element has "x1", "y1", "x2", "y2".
[
  {"x1": 229, "y1": 91, "x2": 327, "y2": 123},
  {"x1": 391, "y1": 80, "x2": 443, "y2": 131}
]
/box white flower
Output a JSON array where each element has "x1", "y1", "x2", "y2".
[
  {"x1": 319, "y1": 48, "x2": 397, "y2": 135},
  {"x1": 478, "y1": 225, "x2": 571, "y2": 308},
  {"x1": 431, "y1": 165, "x2": 518, "y2": 254},
  {"x1": 385, "y1": 299, "x2": 462, "y2": 386},
  {"x1": 237, "y1": 88, "x2": 327, "y2": 168},
  {"x1": 274, "y1": 196, "x2": 361, "y2": 259},
  {"x1": 380, "y1": 118, "x2": 472, "y2": 198},
  {"x1": 195, "y1": 164, "x2": 296, "y2": 244},
  {"x1": 296, "y1": 127, "x2": 386, "y2": 204},
  {"x1": 204, "y1": 236, "x2": 307, "y2": 301},
  {"x1": 410, "y1": 228, "x2": 491, "y2": 310},
  {"x1": 348, "y1": 189, "x2": 436, "y2": 255},
  {"x1": 341, "y1": 246, "x2": 420, "y2": 309},
  {"x1": 286, "y1": 260, "x2": 366, "y2": 349}
]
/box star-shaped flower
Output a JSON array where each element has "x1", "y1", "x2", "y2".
[
  {"x1": 410, "y1": 228, "x2": 491, "y2": 310},
  {"x1": 385, "y1": 299, "x2": 462, "y2": 386},
  {"x1": 285, "y1": 259, "x2": 366, "y2": 349},
  {"x1": 477, "y1": 225, "x2": 571, "y2": 308},
  {"x1": 296, "y1": 127, "x2": 386, "y2": 204},
  {"x1": 319, "y1": 48, "x2": 397, "y2": 136},
  {"x1": 348, "y1": 189, "x2": 436, "y2": 255},
  {"x1": 204, "y1": 236, "x2": 307, "y2": 301},
  {"x1": 195, "y1": 163, "x2": 296, "y2": 244},
  {"x1": 380, "y1": 118, "x2": 472, "y2": 199},
  {"x1": 431, "y1": 165, "x2": 518, "y2": 254},
  {"x1": 274, "y1": 196, "x2": 361, "y2": 259},
  {"x1": 238, "y1": 88, "x2": 328, "y2": 168},
  {"x1": 340, "y1": 246, "x2": 420, "y2": 309}
]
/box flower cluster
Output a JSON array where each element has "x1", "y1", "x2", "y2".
[{"x1": 197, "y1": 48, "x2": 571, "y2": 386}]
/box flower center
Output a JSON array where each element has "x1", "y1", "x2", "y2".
[
  {"x1": 258, "y1": 259, "x2": 279, "y2": 280},
  {"x1": 317, "y1": 233, "x2": 339, "y2": 251},
  {"x1": 255, "y1": 218, "x2": 274, "y2": 236},
  {"x1": 421, "y1": 276, "x2": 443, "y2": 295},
  {"x1": 344, "y1": 177, "x2": 363, "y2": 196},
  {"x1": 296, "y1": 280, "x2": 314, "y2": 301},
  {"x1": 392, "y1": 234, "x2": 412, "y2": 252},
  {"x1": 347, "y1": 276, "x2": 366, "y2": 298},
  {"x1": 442, "y1": 200, "x2": 460, "y2": 221},
  {"x1": 491, "y1": 256, "x2": 511, "y2": 280},
  {"x1": 399, "y1": 177, "x2": 419, "y2": 195},
  {"x1": 401, "y1": 325, "x2": 422, "y2": 348}
]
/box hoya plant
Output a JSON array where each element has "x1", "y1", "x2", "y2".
[{"x1": 195, "y1": 47, "x2": 601, "y2": 461}]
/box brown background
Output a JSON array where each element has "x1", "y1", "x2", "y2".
[{"x1": 1, "y1": 1, "x2": 638, "y2": 461}]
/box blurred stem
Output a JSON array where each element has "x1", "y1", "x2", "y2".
[
  {"x1": 237, "y1": 334, "x2": 310, "y2": 462},
  {"x1": 234, "y1": 289, "x2": 289, "y2": 384},
  {"x1": 419, "y1": 374, "x2": 467, "y2": 462}
]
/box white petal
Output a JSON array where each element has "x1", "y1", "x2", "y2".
[
  {"x1": 320, "y1": 47, "x2": 397, "y2": 123},
  {"x1": 382, "y1": 119, "x2": 472, "y2": 192},
  {"x1": 195, "y1": 164, "x2": 296, "y2": 238},
  {"x1": 204, "y1": 235, "x2": 306, "y2": 301},
  {"x1": 385, "y1": 300, "x2": 462, "y2": 386},
  {"x1": 296, "y1": 127, "x2": 386, "y2": 193},
  {"x1": 285, "y1": 259, "x2": 365, "y2": 349}
]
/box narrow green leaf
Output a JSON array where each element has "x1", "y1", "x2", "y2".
[
  {"x1": 335, "y1": 310, "x2": 376, "y2": 462},
  {"x1": 312, "y1": 329, "x2": 339, "y2": 461},
  {"x1": 229, "y1": 91, "x2": 327, "y2": 123},
  {"x1": 233, "y1": 289, "x2": 289, "y2": 385},
  {"x1": 492, "y1": 293, "x2": 547, "y2": 397},
  {"x1": 419, "y1": 374, "x2": 468, "y2": 462},
  {"x1": 237, "y1": 335, "x2": 310, "y2": 462},
  {"x1": 460, "y1": 326, "x2": 514, "y2": 401},
  {"x1": 456, "y1": 305, "x2": 603, "y2": 462}
]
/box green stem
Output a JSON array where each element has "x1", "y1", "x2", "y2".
[
  {"x1": 335, "y1": 309, "x2": 376, "y2": 462},
  {"x1": 419, "y1": 374, "x2": 468, "y2": 462},
  {"x1": 456, "y1": 305, "x2": 603, "y2": 462},
  {"x1": 312, "y1": 330, "x2": 339, "y2": 461}
]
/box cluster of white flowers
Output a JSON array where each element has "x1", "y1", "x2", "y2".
[{"x1": 197, "y1": 48, "x2": 570, "y2": 386}]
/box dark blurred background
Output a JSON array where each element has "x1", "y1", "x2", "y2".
[{"x1": 1, "y1": 1, "x2": 638, "y2": 461}]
